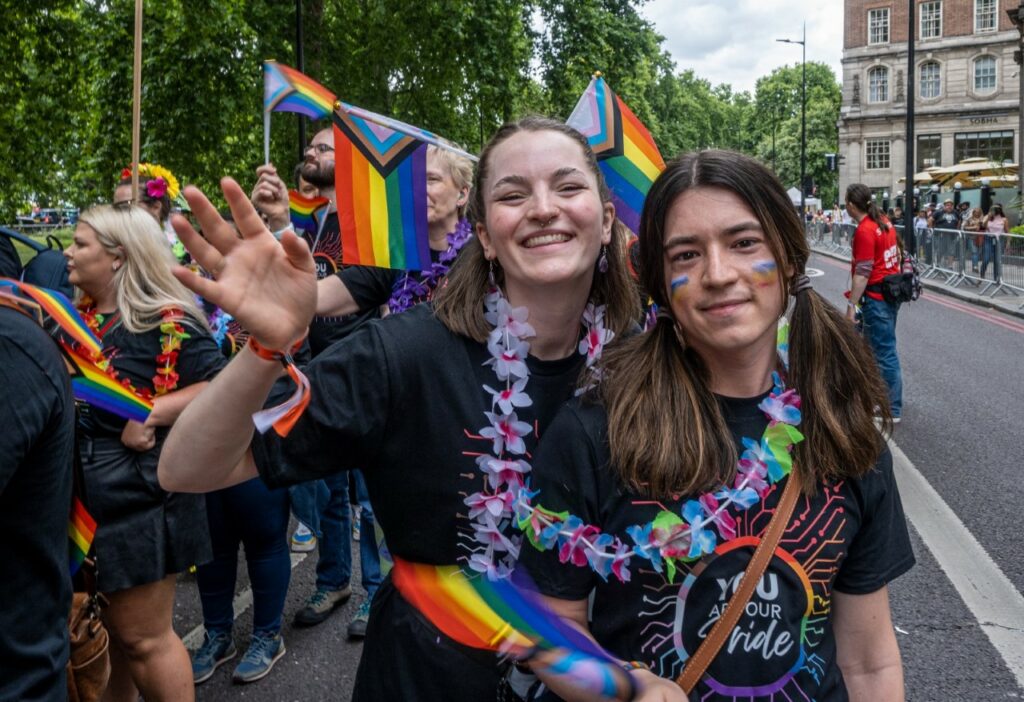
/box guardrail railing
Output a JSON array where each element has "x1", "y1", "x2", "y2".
[{"x1": 805, "y1": 222, "x2": 1024, "y2": 310}]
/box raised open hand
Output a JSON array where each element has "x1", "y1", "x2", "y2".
[{"x1": 171, "y1": 178, "x2": 316, "y2": 351}]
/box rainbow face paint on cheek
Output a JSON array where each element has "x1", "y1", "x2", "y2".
[
  {"x1": 752, "y1": 260, "x2": 778, "y2": 286},
  {"x1": 670, "y1": 275, "x2": 689, "y2": 302}
]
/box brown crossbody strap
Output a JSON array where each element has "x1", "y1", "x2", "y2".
[{"x1": 675, "y1": 470, "x2": 801, "y2": 694}]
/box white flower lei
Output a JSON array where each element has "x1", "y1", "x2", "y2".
[{"x1": 463, "y1": 288, "x2": 614, "y2": 580}]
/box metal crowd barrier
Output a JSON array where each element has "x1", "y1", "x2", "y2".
[{"x1": 805, "y1": 222, "x2": 1024, "y2": 310}]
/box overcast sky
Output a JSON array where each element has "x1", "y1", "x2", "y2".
[{"x1": 639, "y1": 0, "x2": 845, "y2": 94}]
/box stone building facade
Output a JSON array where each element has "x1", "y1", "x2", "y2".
[{"x1": 838, "y1": 0, "x2": 1021, "y2": 201}]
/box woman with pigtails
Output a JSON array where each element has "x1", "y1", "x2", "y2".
[{"x1": 518, "y1": 150, "x2": 914, "y2": 701}]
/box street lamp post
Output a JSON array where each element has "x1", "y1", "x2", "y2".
[
  {"x1": 1007, "y1": 2, "x2": 1024, "y2": 224},
  {"x1": 777, "y1": 23, "x2": 807, "y2": 219}
]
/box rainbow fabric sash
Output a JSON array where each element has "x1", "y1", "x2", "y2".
[
  {"x1": 263, "y1": 61, "x2": 337, "y2": 120},
  {"x1": 0, "y1": 279, "x2": 152, "y2": 423},
  {"x1": 68, "y1": 497, "x2": 97, "y2": 576},
  {"x1": 567, "y1": 74, "x2": 666, "y2": 235}
]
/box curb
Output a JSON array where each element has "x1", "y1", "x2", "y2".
[{"x1": 810, "y1": 247, "x2": 1024, "y2": 321}]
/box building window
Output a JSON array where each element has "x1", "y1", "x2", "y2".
[
  {"x1": 868, "y1": 8, "x2": 890, "y2": 44},
  {"x1": 866, "y1": 139, "x2": 891, "y2": 169},
  {"x1": 954, "y1": 130, "x2": 1014, "y2": 162},
  {"x1": 868, "y1": 67, "x2": 889, "y2": 102},
  {"x1": 917, "y1": 134, "x2": 942, "y2": 170},
  {"x1": 975, "y1": 0, "x2": 997, "y2": 32},
  {"x1": 920, "y1": 62, "x2": 941, "y2": 98},
  {"x1": 920, "y1": 1, "x2": 942, "y2": 39},
  {"x1": 973, "y1": 56, "x2": 996, "y2": 93}
]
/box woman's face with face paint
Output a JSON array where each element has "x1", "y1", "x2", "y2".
[{"x1": 661, "y1": 186, "x2": 785, "y2": 368}]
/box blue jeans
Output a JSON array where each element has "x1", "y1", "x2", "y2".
[
  {"x1": 289, "y1": 480, "x2": 329, "y2": 536},
  {"x1": 317, "y1": 470, "x2": 382, "y2": 599},
  {"x1": 861, "y1": 296, "x2": 903, "y2": 418},
  {"x1": 197, "y1": 478, "x2": 291, "y2": 635}
]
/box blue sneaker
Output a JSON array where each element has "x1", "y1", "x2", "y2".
[
  {"x1": 232, "y1": 632, "x2": 286, "y2": 684},
  {"x1": 192, "y1": 629, "x2": 236, "y2": 684}
]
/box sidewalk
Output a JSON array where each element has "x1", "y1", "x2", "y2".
[{"x1": 810, "y1": 245, "x2": 1024, "y2": 321}]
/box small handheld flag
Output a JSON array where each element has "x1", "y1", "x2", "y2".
[
  {"x1": 567, "y1": 74, "x2": 666, "y2": 235},
  {"x1": 263, "y1": 60, "x2": 337, "y2": 119},
  {"x1": 263, "y1": 60, "x2": 338, "y2": 163},
  {"x1": 288, "y1": 190, "x2": 330, "y2": 233}
]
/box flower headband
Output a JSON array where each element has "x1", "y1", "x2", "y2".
[{"x1": 119, "y1": 162, "x2": 181, "y2": 201}]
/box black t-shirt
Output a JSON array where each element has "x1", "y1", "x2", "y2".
[
  {"x1": 337, "y1": 247, "x2": 448, "y2": 314},
  {"x1": 303, "y1": 211, "x2": 380, "y2": 355},
  {"x1": 520, "y1": 392, "x2": 915, "y2": 701},
  {"x1": 78, "y1": 311, "x2": 226, "y2": 436},
  {"x1": 253, "y1": 303, "x2": 585, "y2": 567},
  {"x1": 253, "y1": 304, "x2": 589, "y2": 699},
  {"x1": 932, "y1": 210, "x2": 960, "y2": 230},
  {"x1": 0, "y1": 306, "x2": 74, "y2": 701}
]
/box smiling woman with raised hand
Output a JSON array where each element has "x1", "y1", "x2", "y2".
[
  {"x1": 516, "y1": 150, "x2": 915, "y2": 702},
  {"x1": 158, "y1": 117, "x2": 638, "y2": 701}
]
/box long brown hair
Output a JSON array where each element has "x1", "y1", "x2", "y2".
[
  {"x1": 846, "y1": 183, "x2": 891, "y2": 232},
  {"x1": 600, "y1": 150, "x2": 890, "y2": 497},
  {"x1": 434, "y1": 116, "x2": 638, "y2": 341}
]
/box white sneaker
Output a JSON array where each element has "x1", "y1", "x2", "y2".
[{"x1": 290, "y1": 524, "x2": 317, "y2": 553}]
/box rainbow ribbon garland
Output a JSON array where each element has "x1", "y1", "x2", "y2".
[
  {"x1": 567, "y1": 74, "x2": 666, "y2": 235},
  {"x1": 288, "y1": 190, "x2": 330, "y2": 233},
  {"x1": 263, "y1": 60, "x2": 337, "y2": 120}
]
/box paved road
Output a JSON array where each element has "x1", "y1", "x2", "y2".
[{"x1": 172, "y1": 253, "x2": 1024, "y2": 700}]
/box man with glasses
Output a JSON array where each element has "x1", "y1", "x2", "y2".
[{"x1": 249, "y1": 127, "x2": 384, "y2": 640}]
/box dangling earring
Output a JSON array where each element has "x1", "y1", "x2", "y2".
[
  {"x1": 597, "y1": 245, "x2": 609, "y2": 274},
  {"x1": 487, "y1": 259, "x2": 496, "y2": 288}
]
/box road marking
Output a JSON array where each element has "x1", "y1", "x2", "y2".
[
  {"x1": 182, "y1": 551, "x2": 310, "y2": 650},
  {"x1": 805, "y1": 267, "x2": 824, "y2": 278},
  {"x1": 889, "y1": 439, "x2": 1024, "y2": 690},
  {"x1": 923, "y1": 294, "x2": 1024, "y2": 334}
]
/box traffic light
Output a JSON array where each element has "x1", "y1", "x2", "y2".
[{"x1": 802, "y1": 175, "x2": 815, "y2": 198}]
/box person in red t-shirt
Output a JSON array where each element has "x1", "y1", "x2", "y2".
[{"x1": 845, "y1": 183, "x2": 903, "y2": 421}]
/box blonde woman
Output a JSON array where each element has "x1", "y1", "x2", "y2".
[{"x1": 63, "y1": 205, "x2": 224, "y2": 702}]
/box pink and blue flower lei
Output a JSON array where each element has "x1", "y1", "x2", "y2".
[
  {"x1": 513, "y1": 321, "x2": 804, "y2": 585},
  {"x1": 463, "y1": 290, "x2": 614, "y2": 580}
]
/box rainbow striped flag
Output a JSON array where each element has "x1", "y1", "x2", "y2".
[
  {"x1": 567, "y1": 74, "x2": 666, "y2": 235},
  {"x1": 288, "y1": 190, "x2": 330, "y2": 233},
  {"x1": 333, "y1": 106, "x2": 432, "y2": 270},
  {"x1": 1, "y1": 279, "x2": 101, "y2": 358},
  {"x1": 263, "y1": 61, "x2": 337, "y2": 120},
  {"x1": 68, "y1": 496, "x2": 97, "y2": 576}
]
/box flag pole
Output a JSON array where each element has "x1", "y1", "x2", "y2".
[
  {"x1": 264, "y1": 109, "x2": 271, "y2": 165},
  {"x1": 131, "y1": 0, "x2": 143, "y2": 199}
]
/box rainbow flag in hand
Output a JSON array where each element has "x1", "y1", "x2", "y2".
[
  {"x1": 288, "y1": 191, "x2": 330, "y2": 233},
  {"x1": 332, "y1": 105, "x2": 436, "y2": 270},
  {"x1": 567, "y1": 74, "x2": 666, "y2": 235},
  {"x1": 263, "y1": 61, "x2": 337, "y2": 120}
]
